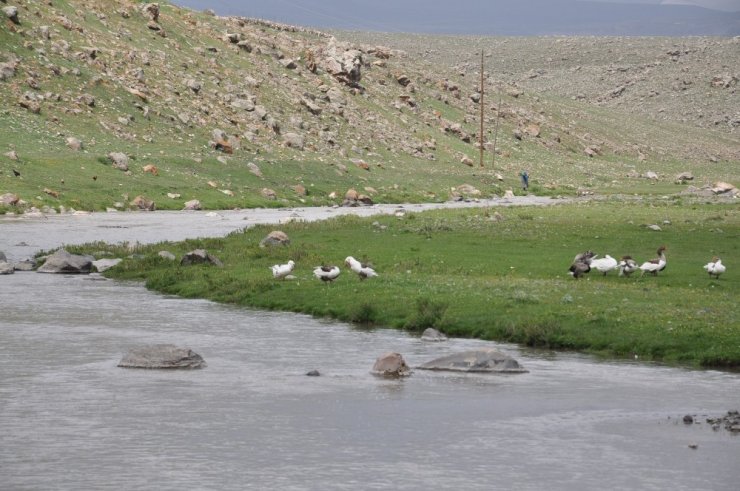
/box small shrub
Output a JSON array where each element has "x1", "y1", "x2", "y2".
[
  {"x1": 348, "y1": 302, "x2": 377, "y2": 324},
  {"x1": 404, "y1": 296, "x2": 448, "y2": 332}
]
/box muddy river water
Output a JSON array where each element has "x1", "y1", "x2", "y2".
[{"x1": 1, "y1": 200, "x2": 738, "y2": 490}]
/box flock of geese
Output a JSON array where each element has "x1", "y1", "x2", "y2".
[
  {"x1": 568, "y1": 245, "x2": 727, "y2": 280},
  {"x1": 271, "y1": 256, "x2": 377, "y2": 283},
  {"x1": 271, "y1": 248, "x2": 727, "y2": 283}
]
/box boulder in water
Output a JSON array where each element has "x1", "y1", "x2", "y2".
[
  {"x1": 0, "y1": 261, "x2": 14, "y2": 275},
  {"x1": 118, "y1": 344, "x2": 206, "y2": 369},
  {"x1": 371, "y1": 352, "x2": 411, "y2": 377},
  {"x1": 420, "y1": 328, "x2": 447, "y2": 342},
  {"x1": 37, "y1": 249, "x2": 94, "y2": 274},
  {"x1": 418, "y1": 348, "x2": 527, "y2": 373}
]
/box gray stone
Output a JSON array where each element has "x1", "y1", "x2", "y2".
[
  {"x1": 14, "y1": 258, "x2": 37, "y2": 271},
  {"x1": 371, "y1": 352, "x2": 411, "y2": 377},
  {"x1": 158, "y1": 251, "x2": 176, "y2": 260},
  {"x1": 118, "y1": 344, "x2": 206, "y2": 369},
  {"x1": 66, "y1": 137, "x2": 83, "y2": 151},
  {"x1": 418, "y1": 348, "x2": 528, "y2": 373},
  {"x1": 420, "y1": 328, "x2": 447, "y2": 342},
  {"x1": 93, "y1": 258, "x2": 122, "y2": 272},
  {"x1": 37, "y1": 249, "x2": 94, "y2": 274},
  {"x1": 183, "y1": 199, "x2": 201, "y2": 210},
  {"x1": 259, "y1": 230, "x2": 290, "y2": 248},
  {"x1": 0, "y1": 261, "x2": 14, "y2": 275},
  {"x1": 3, "y1": 6, "x2": 19, "y2": 24},
  {"x1": 108, "y1": 152, "x2": 129, "y2": 171},
  {"x1": 0, "y1": 251, "x2": 5, "y2": 262},
  {"x1": 283, "y1": 132, "x2": 304, "y2": 149},
  {"x1": 181, "y1": 249, "x2": 223, "y2": 267}
]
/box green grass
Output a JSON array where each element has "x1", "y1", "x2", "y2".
[{"x1": 73, "y1": 200, "x2": 740, "y2": 368}]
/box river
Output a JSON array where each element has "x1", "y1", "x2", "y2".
[{"x1": 1, "y1": 201, "x2": 738, "y2": 490}]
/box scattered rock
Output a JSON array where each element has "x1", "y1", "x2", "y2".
[
  {"x1": 2, "y1": 5, "x2": 19, "y2": 25},
  {"x1": 1, "y1": 193, "x2": 20, "y2": 205},
  {"x1": 13, "y1": 258, "x2": 36, "y2": 271},
  {"x1": 180, "y1": 249, "x2": 223, "y2": 267},
  {"x1": 118, "y1": 344, "x2": 206, "y2": 369},
  {"x1": 183, "y1": 199, "x2": 201, "y2": 210},
  {"x1": 0, "y1": 261, "x2": 14, "y2": 275},
  {"x1": 283, "y1": 132, "x2": 304, "y2": 150},
  {"x1": 158, "y1": 251, "x2": 176, "y2": 261},
  {"x1": 259, "y1": 230, "x2": 290, "y2": 248},
  {"x1": 66, "y1": 137, "x2": 83, "y2": 151},
  {"x1": 93, "y1": 258, "x2": 122, "y2": 272},
  {"x1": 647, "y1": 224, "x2": 662, "y2": 231},
  {"x1": 306, "y1": 370, "x2": 321, "y2": 377},
  {"x1": 675, "y1": 172, "x2": 694, "y2": 183},
  {"x1": 261, "y1": 188, "x2": 277, "y2": 200},
  {"x1": 37, "y1": 249, "x2": 94, "y2": 274},
  {"x1": 645, "y1": 171, "x2": 659, "y2": 180},
  {"x1": 291, "y1": 184, "x2": 307, "y2": 196},
  {"x1": 108, "y1": 152, "x2": 129, "y2": 171},
  {"x1": 130, "y1": 195, "x2": 155, "y2": 211},
  {"x1": 418, "y1": 348, "x2": 528, "y2": 373},
  {"x1": 247, "y1": 162, "x2": 262, "y2": 177},
  {"x1": 683, "y1": 414, "x2": 694, "y2": 424},
  {"x1": 371, "y1": 352, "x2": 411, "y2": 377},
  {"x1": 711, "y1": 181, "x2": 738, "y2": 196}
]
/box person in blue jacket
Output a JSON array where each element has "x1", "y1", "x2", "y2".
[{"x1": 520, "y1": 170, "x2": 529, "y2": 191}]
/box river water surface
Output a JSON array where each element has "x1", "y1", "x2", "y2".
[{"x1": 1, "y1": 202, "x2": 738, "y2": 490}]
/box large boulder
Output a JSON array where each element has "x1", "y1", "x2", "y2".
[
  {"x1": 180, "y1": 249, "x2": 223, "y2": 267},
  {"x1": 418, "y1": 348, "x2": 528, "y2": 373},
  {"x1": 108, "y1": 152, "x2": 129, "y2": 171},
  {"x1": 118, "y1": 344, "x2": 206, "y2": 369},
  {"x1": 14, "y1": 258, "x2": 37, "y2": 271},
  {"x1": 37, "y1": 249, "x2": 94, "y2": 274},
  {"x1": 371, "y1": 352, "x2": 411, "y2": 377}
]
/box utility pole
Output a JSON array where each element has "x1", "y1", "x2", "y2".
[{"x1": 479, "y1": 51, "x2": 485, "y2": 168}]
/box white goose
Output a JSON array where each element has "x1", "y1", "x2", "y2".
[
  {"x1": 313, "y1": 265, "x2": 341, "y2": 283},
  {"x1": 589, "y1": 254, "x2": 618, "y2": 276},
  {"x1": 639, "y1": 246, "x2": 667, "y2": 276},
  {"x1": 271, "y1": 260, "x2": 295, "y2": 280},
  {"x1": 617, "y1": 256, "x2": 639, "y2": 277},
  {"x1": 703, "y1": 257, "x2": 726, "y2": 279},
  {"x1": 345, "y1": 256, "x2": 378, "y2": 280}
]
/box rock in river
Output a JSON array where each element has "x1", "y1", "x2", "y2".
[
  {"x1": 118, "y1": 344, "x2": 206, "y2": 369},
  {"x1": 37, "y1": 249, "x2": 94, "y2": 274},
  {"x1": 418, "y1": 348, "x2": 528, "y2": 373},
  {"x1": 371, "y1": 352, "x2": 411, "y2": 377}
]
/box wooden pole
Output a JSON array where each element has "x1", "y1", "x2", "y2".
[
  {"x1": 479, "y1": 51, "x2": 484, "y2": 168},
  {"x1": 491, "y1": 85, "x2": 502, "y2": 170}
]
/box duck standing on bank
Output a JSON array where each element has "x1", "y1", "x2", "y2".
[
  {"x1": 568, "y1": 251, "x2": 595, "y2": 279},
  {"x1": 313, "y1": 265, "x2": 341, "y2": 283},
  {"x1": 617, "y1": 256, "x2": 639, "y2": 277},
  {"x1": 639, "y1": 246, "x2": 667, "y2": 276},
  {"x1": 589, "y1": 254, "x2": 618, "y2": 276},
  {"x1": 345, "y1": 256, "x2": 378, "y2": 280},
  {"x1": 271, "y1": 260, "x2": 295, "y2": 280},
  {"x1": 703, "y1": 257, "x2": 726, "y2": 279}
]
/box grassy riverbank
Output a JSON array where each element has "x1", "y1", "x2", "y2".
[{"x1": 82, "y1": 200, "x2": 739, "y2": 368}]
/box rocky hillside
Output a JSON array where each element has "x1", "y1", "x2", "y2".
[{"x1": 1, "y1": 0, "x2": 738, "y2": 212}]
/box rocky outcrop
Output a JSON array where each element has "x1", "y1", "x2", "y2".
[
  {"x1": 318, "y1": 39, "x2": 363, "y2": 87},
  {"x1": 418, "y1": 348, "x2": 528, "y2": 373},
  {"x1": 180, "y1": 249, "x2": 223, "y2": 267},
  {"x1": 37, "y1": 249, "x2": 94, "y2": 274},
  {"x1": 118, "y1": 344, "x2": 206, "y2": 369},
  {"x1": 371, "y1": 352, "x2": 411, "y2": 377}
]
